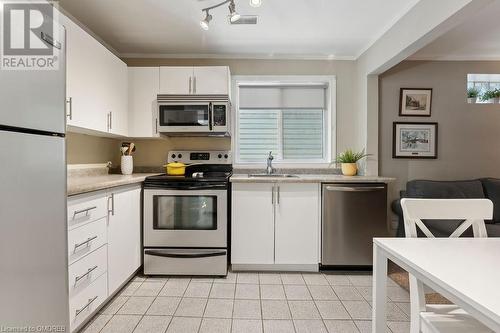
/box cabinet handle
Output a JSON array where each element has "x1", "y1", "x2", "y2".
[
  {"x1": 74, "y1": 265, "x2": 98, "y2": 286},
  {"x1": 109, "y1": 111, "x2": 112, "y2": 130},
  {"x1": 73, "y1": 236, "x2": 98, "y2": 253},
  {"x1": 277, "y1": 186, "x2": 280, "y2": 205},
  {"x1": 72, "y1": 206, "x2": 97, "y2": 219},
  {"x1": 155, "y1": 117, "x2": 158, "y2": 134},
  {"x1": 271, "y1": 185, "x2": 274, "y2": 204},
  {"x1": 108, "y1": 194, "x2": 115, "y2": 216},
  {"x1": 66, "y1": 97, "x2": 72, "y2": 120},
  {"x1": 193, "y1": 76, "x2": 197, "y2": 94},
  {"x1": 75, "y1": 296, "x2": 98, "y2": 317},
  {"x1": 189, "y1": 76, "x2": 192, "y2": 94}
]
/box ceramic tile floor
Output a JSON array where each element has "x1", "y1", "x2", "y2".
[{"x1": 80, "y1": 271, "x2": 410, "y2": 333}]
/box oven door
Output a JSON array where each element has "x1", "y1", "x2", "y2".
[
  {"x1": 157, "y1": 103, "x2": 210, "y2": 133},
  {"x1": 144, "y1": 188, "x2": 227, "y2": 248}
]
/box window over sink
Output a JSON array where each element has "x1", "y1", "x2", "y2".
[{"x1": 232, "y1": 76, "x2": 335, "y2": 165}]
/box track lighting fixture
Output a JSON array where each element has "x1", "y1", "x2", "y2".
[
  {"x1": 249, "y1": 0, "x2": 262, "y2": 7},
  {"x1": 200, "y1": 0, "x2": 248, "y2": 30},
  {"x1": 199, "y1": 11, "x2": 212, "y2": 30}
]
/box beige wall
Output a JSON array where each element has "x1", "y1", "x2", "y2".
[
  {"x1": 379, "y1": 60, "x2": 500, "y2": 214},
  {"x1": 124, "y1": 58, "x2": 358, "y2": 163},
  {"x1": 66, "y1": 132, "x2": 121, "y2": 165}
]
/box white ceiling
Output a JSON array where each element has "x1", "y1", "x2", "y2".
[
  {"x1": 59, "y1": 0, "x2": 419, "y2": 59},
  {"x1": 410, "y1": 1, "x2": 500, "y2": 61}
]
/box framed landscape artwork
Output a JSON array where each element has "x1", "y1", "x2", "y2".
[
  {"x1": 393, "y1": 122, "x2": 438, "y2": 159},
  {"x1": 399, "y1": 88, "x2": 432, "y2": 116}
]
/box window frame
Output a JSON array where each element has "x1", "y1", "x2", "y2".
[{"x1": 231, "y1": 75, "x2": 336, "y2": 168}]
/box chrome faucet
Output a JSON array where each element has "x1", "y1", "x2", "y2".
[{"x1": 266, "y1": 151, "x2": 275, "y2": 175}]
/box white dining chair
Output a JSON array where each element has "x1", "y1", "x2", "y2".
[{"x1": 400, "y1": 198, "x2": 494, "y2": 333}]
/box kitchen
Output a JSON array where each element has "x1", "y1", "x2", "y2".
[{"x1": 0, "y1": 0, "x2": 418, "y2": 332}]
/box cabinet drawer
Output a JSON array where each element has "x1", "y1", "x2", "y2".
[
  {"x1": 68, "y1": 218, "x2": 107, "y2": 264},
  {"x1": 69, "y1": 245, "x2": 107, "y2": 297},
  {"x1": 69, "y1": 273, "x2": 107, "y2": 332},
  {"x1": 68, "y1": 195, "x2": 108, "y2": 230}
]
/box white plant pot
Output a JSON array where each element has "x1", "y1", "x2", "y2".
[
  {"x1": 121, "y1": 156, "x2": 133, "y2": 175},
  {"x1": 494, "y1": 97, "x2": 500, "y2": 104},
  {"x1": 467, "y1": 97, "x2": 477, "y2": 104}
]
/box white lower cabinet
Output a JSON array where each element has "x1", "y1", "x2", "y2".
[
  {"x1": 67, "y1": 185, "x2": 141, "y2": 332},
  {"x1": 107, "y1": 186, "x2": 142, "y2": 293},
  {"x1": 231, "y1": 182, "x2": 320, "y2": 270}
]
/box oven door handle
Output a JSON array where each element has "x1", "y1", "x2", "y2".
[
  {"x1": 145, "y1": 250, "x2": 226, "y2": 259},
  {"x1": 145, "y1": 184, "x2": 228, "y2": 190}
]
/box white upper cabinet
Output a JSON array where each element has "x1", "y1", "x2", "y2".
[
  {"x1": 274, "y1": 183, "x2": 319, "y2": 265},
  {"x1": 62, "y1": 13, "x2": 128, "y2": 136},
  {"x1": 159, "y1": 67, "x2": 194, "y2": 95},
  {"x1": 128, "y1": 67, "x2": 160, "y2": 138},
  {"x1": 193, "y1": 66, "x2": 230, "y2": 95},
  {"x1": 159, "y1": 66, "x2": 230, "y2": 95}
]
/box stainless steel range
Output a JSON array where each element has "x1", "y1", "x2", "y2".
[{"x1": 143, "y1": 151, "x2": 232, "y2": 276}]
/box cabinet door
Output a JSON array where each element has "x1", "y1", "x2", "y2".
[
  {"x1": 63, "y1": 14, "x2": 107, "y2": 133},
  {"x1": 231, "y1": 183, "x2": 275, "y2": 265},
  {"x1": 107, "y1": 187, "x2": 141, "y2": 294},
  {"x1": 107, "y1": 55, "x2": 128, "y2": 136},
  {"x1": 128, "y1": 67, "x2": 160, "y2": 137},
  {"x1": 159, "y1": 67, "x2": 193, "y2": 94},
  {"x1": 193, "y1": 66, "x2": 230, "y2": 95},
  {"x1": 275, "y1": 183, "x2": 320, "y2": 265}
]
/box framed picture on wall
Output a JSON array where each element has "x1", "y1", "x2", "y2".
[
  {"x1": 399, "y1": 88, "x2": 432, "y2": 116},
  {"x1": 393, "y1": 122, "x2": 438, "y2": 159}
]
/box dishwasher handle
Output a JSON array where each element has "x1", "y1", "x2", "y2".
[{"x1": 324, "y1": 186, "x2": 385, "y2": 192}]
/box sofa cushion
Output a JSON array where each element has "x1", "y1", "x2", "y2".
[
  {"x1": 480, "y1": 178, "x2": 500, "y2": 223},
  {"x1": 406, "y1": 180, "x2": 485, "y2": 199}
]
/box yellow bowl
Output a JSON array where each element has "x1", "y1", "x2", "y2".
[{"x1": 164, "y1": 162, "x2": 186, "y2": 175}]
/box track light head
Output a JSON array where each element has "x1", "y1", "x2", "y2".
[
  {"x1": 200, "y1": 11, "x2": 212, "y2": 30},
  {"x1": 228, "y1": 0, "x2": 241, "y2": 22},
  {"x1": 249, "y1": 0, "x2": 262, "y2": 7}
]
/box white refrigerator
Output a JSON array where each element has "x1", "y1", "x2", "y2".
[{"x1": 0, "y1": 7, "x2": 69, "y2": 330}]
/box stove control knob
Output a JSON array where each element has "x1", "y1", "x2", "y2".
[
  {"x1": 171, "y1": 154, "x2": 176, "y2": 159},
  {"x1": 178, "y1": 154, "x2": 182, "y2": 158},
  {"x1": 224, "y1": 154, "x2": 229, "y2": 159},
  {"x1": 218, "y1": 154, "x2": 223, "y2": 159}
]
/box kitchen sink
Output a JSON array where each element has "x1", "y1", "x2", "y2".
[{"x1": 248, "y1": 174, "x2": 299, "y2": 178}]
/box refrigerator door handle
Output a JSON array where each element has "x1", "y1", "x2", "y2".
[{"x1": 324, "y1": 186, "x2": 385, "y2": 192}]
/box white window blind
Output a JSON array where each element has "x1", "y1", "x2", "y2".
[{"x1": 237, "y1": 83, "x2": 328, "y2": 163}]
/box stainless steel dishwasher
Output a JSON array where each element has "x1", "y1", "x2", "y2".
[{"x1": 321, "y1": 183, "x2": 388, "y2": 268}]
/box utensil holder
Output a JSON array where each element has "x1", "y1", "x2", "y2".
[{"x1": 121, "y1": 156, "x2": 133, "y2": 175}]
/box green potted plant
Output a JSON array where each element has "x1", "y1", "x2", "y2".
[
  {"x1": 481, "y1": 89, "x2": 500, "y2": 104},
  {"x1": 467, "y1": 87, "x2": 480, "y2": 104},
  {"x1": 334, "y1": 149, "x2": 370, "y2": 176}
]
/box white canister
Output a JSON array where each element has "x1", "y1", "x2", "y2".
[{"x1": 121, "y1": 156, "x2": 133, "y2": 175}]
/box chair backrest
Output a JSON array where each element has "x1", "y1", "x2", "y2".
[{"x1": 400, "y1": 198, "x2": 493, "y2": 238}]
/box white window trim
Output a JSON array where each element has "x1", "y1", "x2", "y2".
[{"x1": 231, "y1": 75, "x2": 336, "y2": 168}]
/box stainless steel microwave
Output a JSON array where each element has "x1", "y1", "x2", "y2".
[{"x1": 157, "y1": 95, "x2": 230, "y2": 135}]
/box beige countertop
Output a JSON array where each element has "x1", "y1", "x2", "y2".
[
  {"x1": 68, "y1": 173, "x2": 159, "y2": 196},
  {"x1": 230, "y1": 173, "x2": 395, "y2": 183}
]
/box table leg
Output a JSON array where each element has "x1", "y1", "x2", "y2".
[{"x1": 372, "y1": 243, "x2": 387, "y2": 333}]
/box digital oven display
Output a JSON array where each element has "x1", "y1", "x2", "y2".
[{"x1": 190, "y1": 152, "x2": 210, "y2": 160}]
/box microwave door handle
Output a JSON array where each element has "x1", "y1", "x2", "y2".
[{"x1": 208, "y1": 102, "x2": 213, "y2": 131}]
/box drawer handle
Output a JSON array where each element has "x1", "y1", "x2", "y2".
[
  {"x1": 74, "y1": 265, "x2": 98, "y2": 286},
  {"x1": 73, "y1": 206, "x2": 97, "y2": 219},
  {"x1": 75, "y1": 296, "x2": 98, "y2": 317},
  {"x1": 73, "y1": 236, "x2": 98, "y2": 253}
]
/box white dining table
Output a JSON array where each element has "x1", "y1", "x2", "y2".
[{"x1": 372, "y1": 238, "x2": 500, "y2": 333}]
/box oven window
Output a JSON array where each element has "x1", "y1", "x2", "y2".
[
  {"x1": 153, "y1": 195, "x2": 217, "y2": 230},
  {"x1": 159, "y1": 105, "x2": 209, "y2": 126}
]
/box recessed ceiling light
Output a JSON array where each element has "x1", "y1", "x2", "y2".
[
  {"x1": 200, "y1": 11, "x2": 212, "y2": 30},
  {"x1": 249, "y1": 0, "x2": 262, "y2": 7}
]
